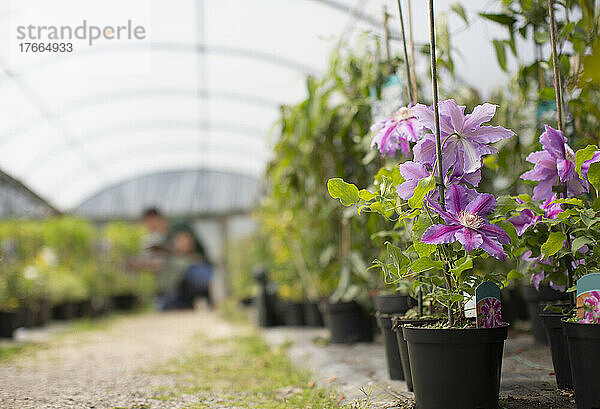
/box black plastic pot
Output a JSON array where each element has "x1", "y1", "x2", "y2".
[
  {"x1": 75, "y1": 300, "x2": 93, "y2": 318},
  {"x1": 282, "y1": 301, "x2": 305, "y2": 326},
  {"x1": 522, "y1": 285, "x2": 569, "y2": 344},
  {"x1": 52, "y1": 302, "x2": 76, "y2": 320},
  {"x1": 404, "y1": 323, "x2": 509, "y2": 409},
  {"x1": 0, "y1": 310, "x2": 21, "y2": 338},
  {"x1": 325, "y1": 301, "x2": 373, "y2": 344},
  {"x1": 303, "y1": 301, "x2": 324, "y2": 327},
  {"x1": 112, "y1": 294, "x2": 138, "y2": 311},
  {"x1": 374, "y1": 293, "x2": 414, "y2": 314},
  {"x1": 540, "y1": 305, "x2": 573, "y2": 389},
  {"x1": 376, "y1": 313, "x2": 404, "y2": 380},
  {"x1": 563, "y1": 321, "x2": 600, "y2": 409},
  {"x1": 392, "y1": 317, "x2": 438, "y2": 392},
  {"x1": 255, "y1": 292, "x2": 280, "y2": 327},
  {"x1": 35, "y1": 300, "x2": 51, "y2": 327}
]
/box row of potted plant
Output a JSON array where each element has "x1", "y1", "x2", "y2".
[{"x1": 0, "y1": 217, "x2": 154, "y2": 337}]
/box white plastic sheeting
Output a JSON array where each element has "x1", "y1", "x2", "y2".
[{"x1": 0, "y1": 0, "x2": 522, "y2": 214}]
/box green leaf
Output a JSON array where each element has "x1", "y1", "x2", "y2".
[
  {"x1": 479, "y1": 13, "x2": 517, "y2": 26},
  {"x1": 495, "y1": 195, "x2": 518, "y2": 214},
  {"x1": 572, "y1": 236, "x2": 593, "y2": 252},
  {"x1": 450, "y1": 255, "x2": 473, "y2": 279},
  {"x1": 408, "y1": 174, "x2": 436, "y2": 209},
  {"x1": 574, "y1": 145, "x2": 598, "y2": 178},
  {"x1": 507, "y1": 269, "x2": 523, "y2": 281},
  {"x1": 410, "y1": 257, "x2": 444, "y2": 273},
  {"x1": 358, "y1": 189, "x2": 377, "y2": 201},
  {"x1": 541, "y1": 231, "x2": 566, "y2": 258},
  {"x1": 412, "y1": 216, "x2": 436, "y2": 257},
  {"x1": 450, "y1": 3, "x2": 468, "y2": 24},
  {"x1": 327, "y1": 178, "x2": 359, "y2": 206},
  {"x1": 587, "y1": 162, "x2": 600, "y2": 193},
  {"x1": 493, "y1": 40, "x2": 507, "y2": 71}
]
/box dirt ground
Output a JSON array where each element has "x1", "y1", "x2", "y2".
[{"x1": 0, "y1": 309, "x2": 245, "y2": 409}]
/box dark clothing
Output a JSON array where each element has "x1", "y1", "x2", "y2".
[{"x1": 158, "y1": 262, "x2": 214, "y2": 310}]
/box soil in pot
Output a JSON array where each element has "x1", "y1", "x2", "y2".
[
  {"x1": 282, "y1": 301, "x2": 305, "y2": 326},
  {"x1": 325, "y1": 301, "x2": 373, "y2": 344},
  {"x1": 523, "y1": 285, "x2": 569, "y2": 344},
  {"x1": 376, "y1": 313, "x2": 404, "y2": 380},
  {"x1": 303, "y1": 301, "x2": 324, "y2": 327},
  {"x1": 392, "y1": 316, "x2": 438, "y2": 392},
  {"x1": 540, "y1": 305, "x2": 573, "y2": 389},
  {"x1": 0, "y1": 310, "x2": 21, "y2": 338},
  {"x1": 563, "y1": 320, "x2": 600, "y2": 409},
  {"x1": 404, "y1": 323, "x2": 509, "y2": 409},
  {"x1": 374, "y1": 293, "x2": 414, "y2": 315}
]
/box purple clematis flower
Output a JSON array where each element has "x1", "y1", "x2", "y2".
[
  {"x1": 521, "y1": 125, "x2": 589, "y2": 200},
  {"x1": 396, "y1": 161, "x2": 481, "y2": 200},
  {"x1": 508, "y1": 195, "x2": 563, "y2": 236},
  {"x1": 371, "y1": 105, "x2": 423, "y2": 158},
  {"x1": 421, "y1": 184, "x2": 511, "y2": 260},
  {"x1": 412, "y1": 100, "x2": 514, "y2": 174}
]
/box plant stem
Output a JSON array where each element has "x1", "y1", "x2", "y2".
[
  {"x1": 382, "y1": 6, "x2": 392, "y2": 75},
  {"x1": 428, "y1": 0, "x2": 453, "y2": 326}
]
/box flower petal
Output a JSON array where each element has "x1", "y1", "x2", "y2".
[
  {"x1": 455, "y1": 228, "x2": 483, "y2": 252},
  {"x1": 540, "y1": 125, "x2": 566, "y2": 159},
  {"x1": 557, "y1": 158, "x2": 576, "y2": 182},
  {"x1": 398, "y1": 161, "x2": 429, "y2": 181},
  {"x1": 413, "y1": 104, "x2": 436, "y2": 133},
  {"x1": 465, "y1": 192, "x2": 496, "y2": 218},
  {"x1": 463, "y1": 103, "x2": 497, "y2": 132},
  {"x1": 421, "y1": 224, "x2": 461, "y2": 244},
  {"x1": 467, "y1": 125, "x2": 514, "y2": 143},
  {"x1": 426, "y1": 197, "x2": 460, "y2": 224},
  {"x1": 479, "y1": 236, "x2": 507, "y2": 261},
  {"x1": 397, "y1": 180, "x2": 419, "y2": 200},
  {"x1": 413, "y1": 135, "x2": 437, "y2": 166},
  {"x1": 445, "y1": 184, "x2": 469, "y2": 216},
  {"x1": 440, "y1": 99, "x2": 465, "y2": 133},
  {"x1": 460, "y1": 138, "x2": 483, "y2": 174},
  {"x1": 479, "y1": 223, "x2": 511, "y2": 245}
]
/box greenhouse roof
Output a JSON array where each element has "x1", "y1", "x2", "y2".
[{"x1": 0, "y1": 0, "x2": 522, "y2": 216}]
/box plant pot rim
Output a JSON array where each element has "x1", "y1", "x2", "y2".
[
  {"x1": 403, "y1": 323, "x2": 510, "y2": 344},
  {"x1": 391, "y1": 316, "x2": 439, "y2": 331},
  {"x1": 562, "y1": 318, "x2": 600, "y2": 339}
]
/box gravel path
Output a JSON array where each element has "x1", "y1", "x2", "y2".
[{"x1": 0, "y1": 309, "x2": 241, "y2": 409}]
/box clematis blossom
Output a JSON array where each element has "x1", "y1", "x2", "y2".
[
  {"x1": 412, "y1": 99, "x2": 514, "y2": 174},
  {"x1": 396, "y1": 161, "x2": 480, "y2": 200},
  {"x1": 421, "y1": 184, "x2": 511, "y2": 260},
  {"x1": 508, "y1": 195, "x2": 563, "y2": 236},
  {"x1": 521, "y1": 125, "x2": 590, "y2": 200},
  {"x1": 371, "y1": 105, "x2": 423, "y2": 158}
]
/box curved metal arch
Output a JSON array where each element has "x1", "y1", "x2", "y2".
[
  {"x1": 26, "y1": 119, "x2": 269, "y2": 174},
  {"x1": 0, "y1": 167, "x2": 60, "y2": 215},
  {"x1": 74, "y1": 167, "x2": 261, "y2": 220},
  {"x1": 0, "y1": 88, "x2": 281, "y2": 147},
  {"x1": 4, "y1": 42, "x2": 319, "y2": 79},
  {"x1": 54, "y1": 142, "x2": 268, "y2": 193}
]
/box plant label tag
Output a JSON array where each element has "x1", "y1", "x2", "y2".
[
  {"x1": 475, "y1": 281, "x2": 502, "y2": 328},
  {"x1": 576, "y1": 273, "x2": 600, "y2": 323}
]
